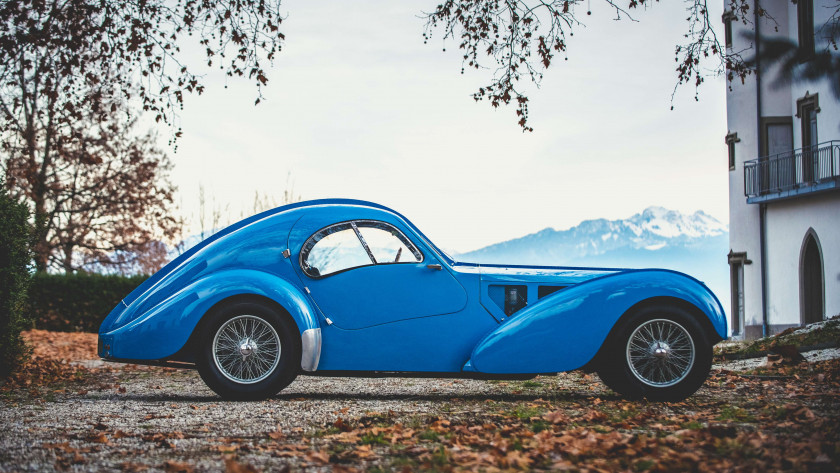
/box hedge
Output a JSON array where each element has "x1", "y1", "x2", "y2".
[
  {"x1": 0, "y1": 183, "x2": 32, "y2": 379},
  {"x1": 29, "y1": 273, "x2": 148, "y2": 333}
]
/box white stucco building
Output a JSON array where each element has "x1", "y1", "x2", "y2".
[{"x1": 725, "y1": 0, "x2": 839, "y2": 339}]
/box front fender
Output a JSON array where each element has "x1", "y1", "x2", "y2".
[
  {"x1": 99, "y1": 269, "x2": 319, "y2": 363},
  {"x1": 468, "y1": 270, "x2": 726, "y2": 374}
]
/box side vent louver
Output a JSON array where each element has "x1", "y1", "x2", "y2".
[{"x1": 537, "y1": 286, "x2": 566, "y2": 299}]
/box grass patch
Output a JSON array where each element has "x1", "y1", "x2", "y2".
[
  {"x1": 714, "y1": 438, "x2": 761, "y2": 458},
  {"x1": 634, "y1": 459, "x2": 657, "y2": 471},
  {"x1": 521, "y1": 380, "x2": 543, "y2": 388},
  {"x1": 404, "y1": 417, "x2": 426, "y2": 430},
  {"x1": 601, "y1": 405, "x2": 640, "y2": 423},
  {"x1": 360, "y1": 432, "x2": 388, "y2": 445},
  {"x1": 418, "y1": 430, "x2": 439, "y2": 442},
  {"x1": 389, "y1": 455, "x2": 417, "y2": 469},
  {"x1": 717, "y1": 406, "x2": 756, "y2": 423},
  {"x1": 715, "y1": 316, "x2": 840, "y2": 359},
  {"x1": 508, "y1": 405, "x2": 546, "y2": 420},
  {"x1": 328, "y1": 443, "x2": 350, "y2": 455},
  {"x1": 681, "y1": 420, "x2": 704, "y2": 430},
  {"x1": 530, "y1": 419, "x2": 551, "y2": 433},
  {"x1": 430, "y1": 446, "x2": 449, "y2": 468}
]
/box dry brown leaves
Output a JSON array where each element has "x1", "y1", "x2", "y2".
[
  {"x1": 7, "y1": 330, "x2": 840, "y2": 472},
  {"x1": 22, "y1": 329, "x2": 98, "y2": 361},
  {"x1": 1, "y1": 330, "x2": 98, "y2": 390},
  {"x1": 293, "y1": 360, "x2": 840, "y2": 472}
]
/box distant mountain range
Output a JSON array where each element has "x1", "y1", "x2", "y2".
[
  {"x1": 170, "y1": 206, "x2": 732, "y2": 313},
  {"x1": 457, "y1": 207, "x2": 731, "y2": 311}
]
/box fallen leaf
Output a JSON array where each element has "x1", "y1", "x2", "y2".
[
  {"x1": 120, "y1": 462, "x2": 149, "y2": 472},
  {"x1": 87, "y1": 433, "x2": 109, "y2": 444},
  {"x1": 334, "y1": 417, "x2": 353, "y2": 432},
  {"x1": 305, "y1": 450, "x2": 330, "y2": 464},
  {"x1": 162, "y1": 460, "x2": 194, "y2": 473},
  {"x1": 224, "y1": 458, "x2": 260, "y2": 473}
]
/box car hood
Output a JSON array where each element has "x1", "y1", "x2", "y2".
[{"x1": 454, "y1": 262, "x2": 623, "y2": 285}]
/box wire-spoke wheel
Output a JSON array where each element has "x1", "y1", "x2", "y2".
[
  {"x1": 597, "y1": 304, "x2": 712, "y2": 402},
  {"x1": 626, "y1": 319, "x2": 695, "y2": 388},
  {"x1": 197, "y1": 300, "x2": 300, "y2": 401},
  {"x1": 213, "y1": 315, "x2": 281, "y2": 384}
]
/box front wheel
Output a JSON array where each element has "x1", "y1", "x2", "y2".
[
  {"x1": 597, "y1": 305, "x2": 712, "y2": 402},
  {"x1": 196, "y1": 300, "x2": 300, "y2": 401}
]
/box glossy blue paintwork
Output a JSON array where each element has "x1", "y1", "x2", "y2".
[
  {"x1": 98, "y1": 199, "x2": 727, "y2": 375},
  {"x1": 475, "y1": 266, "x2": 620, "y2": 322},
  {"x1": 101, "y1": 269, "x2": 318, "y2": 360},
  {"x1": 99, "y1": 206, "x2": 319, "y2": 360},
  {"x1": 469, "y1": 269, "x2": 726, "y2": 374}
]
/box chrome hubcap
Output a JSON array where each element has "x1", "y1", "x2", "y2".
[
  {"x1": 213, "y1": 315, "x2": 281, "y2": 384},
  {"x1": 626, "y1": 319, "x2": 695, "y2": 387},
  {"x1": 239, "y1": 338, "x2": 255, "y2": 356},
  {"x1": 652, "y1": 343, "x2": 670, "y2": 358}
]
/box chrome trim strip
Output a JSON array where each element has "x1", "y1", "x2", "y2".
[{"x1": 300, "y1": 328, "x2": 321, "y2": 372}]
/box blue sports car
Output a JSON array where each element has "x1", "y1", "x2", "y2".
[{"x1": 99, "y1": 200, "x2": 727, "y2": 401}]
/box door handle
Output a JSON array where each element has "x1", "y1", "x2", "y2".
[{"x1": 426, "y1": 264, "x2": 442, "y2": 271}]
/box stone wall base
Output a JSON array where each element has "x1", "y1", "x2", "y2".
[{"x1": 743, "y1": 324, "x2": 800, "y2": 340}]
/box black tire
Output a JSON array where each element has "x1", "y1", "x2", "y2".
[
  {"x1": 196, "y1": 300, "x2": 300, "y2": 401},
  {"x1": 596, "y1": 304, "x2": 712, "y2": 402}
]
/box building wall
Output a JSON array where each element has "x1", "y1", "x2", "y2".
[
  {"x1": 788, "y1": 0, "x2": 840, "y2": 148},
  {"x1": 726, "y1": 0, "x2": 839, "y2": 339},
  {"x1": 726, "y1": 0, "x2": 774, "y2": 335},
  {"x1": 765, "y1": 192, "x2": 840, "y2": 326}
]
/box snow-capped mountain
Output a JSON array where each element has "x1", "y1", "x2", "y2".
[
  {"x1": 459, "y1": 206, "x2": 728, "y2": 263},
  {"x1": 457, "y1": 207, "x2": 730, "y2": 311}
]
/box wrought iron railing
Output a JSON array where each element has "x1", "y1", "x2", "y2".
[{"x1": 744, "y1": 140, "x2": 840, "y2": 198}]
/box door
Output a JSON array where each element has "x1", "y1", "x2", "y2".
[
  {"x1": 801, "y1": 104, "x2": 818, "y2": 182},
  {"x1": 292, "y1": 219, "x2": 467, "y2": 330},
  {"x1": 800, "y1": 232, "x2": 824, "y2": 325},
  {"x1": 730, "y1": 261, "x2": 745, "y2": 337},
  {"x1": 765, "y1": 122, "x2": 794, "y2": 190}
]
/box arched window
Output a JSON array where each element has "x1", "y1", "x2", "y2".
[
  {"x1": 300, "y1": 220, "x2": 422, "y2": 278},
  {"x1": 800, "y1": 229, "x2": 824, "y2": 325}
]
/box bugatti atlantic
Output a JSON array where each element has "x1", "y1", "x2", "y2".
[{"x1": 99, "y1": 200, "x2": 727, "y2": 401}]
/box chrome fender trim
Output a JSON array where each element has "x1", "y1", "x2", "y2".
[{"x1": 300, "y1": 328, "x2": 321, "y2": 371}]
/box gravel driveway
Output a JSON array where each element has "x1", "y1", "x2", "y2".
[
  {"x1": 1, "y1": 364, "x2": 603, "y2": 472},
  {"x1": 2, "y1": 338, "x2": 839, "y2": 472}
]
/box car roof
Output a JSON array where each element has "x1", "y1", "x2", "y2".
[{"x1": 123, "y1": 199, "x2": 418, "y2": 305}]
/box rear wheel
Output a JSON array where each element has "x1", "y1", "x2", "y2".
[
  {"x1": 197, "y1": 300, "x2": 299, "y2": 401},
  {"x1": 597, "y1": 304, "x2": 712, "y2": 402}
]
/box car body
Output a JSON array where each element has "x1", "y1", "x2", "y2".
[{"x1": 99, "y1": 199, "x2": 727, "y2": 401}]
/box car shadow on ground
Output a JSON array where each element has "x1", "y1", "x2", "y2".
[
  {"x1": 85, "y1": 393, "x2": 221, "y2": 403},
  {"x1": 274, "y1": 391, "x2": 619, "y2": 403},
  {"x1": 95, "y1": 390, "x2": 617, "y2": 404}
]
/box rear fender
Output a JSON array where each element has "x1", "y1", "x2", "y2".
[
  {"x1": 467, "y1": 270, "x2": 726, "y2": 374},
  {"x1": 99, "y1": 269, "x2": 320, "y2": 367}
]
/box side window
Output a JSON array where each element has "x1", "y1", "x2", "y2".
[
  {"x1": 301, "y1": 223, "x2": 372, "y2": 277},
  {"x1": 725, "y1": 132, "x2": 739, "y2": 170},
  {"x1": 722, "y1": 10, "x2": 735, "y2": 49},
  {"x1": 357, "y1": 221, "x2": 423, "y2": 264},
  {"x1": 300, "y1": 220, "x2": 423, "y2": 278}
]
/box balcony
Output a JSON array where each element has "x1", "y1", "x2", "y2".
[{"x1": 744, "y1": 141, "x2": 840, "y2": 203}]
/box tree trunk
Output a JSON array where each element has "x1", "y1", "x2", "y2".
[{"x1": 19, "y1": 64, "x2": 55, "y2": 273}]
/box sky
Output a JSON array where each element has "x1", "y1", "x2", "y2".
[{"x1": 164, "y1": 0, "x2": 729, "y2": 254}]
